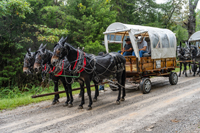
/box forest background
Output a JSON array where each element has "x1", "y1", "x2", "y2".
[{"x1": 0, "y1": 0, "x2": 200, "y2": 98}]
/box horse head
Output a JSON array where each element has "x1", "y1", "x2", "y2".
[
  {"x1": 184, "y1": 47, "x2": 191, "y2": 60},
  {"x1": 177, "y1": 42, "x2": 185, "y2": 60},
  {"x1": 190, "y1": 45, "x2": 198, "y2": 60},
  {"x1": 33, "y1": 43, "x2": 49, "y2": 73},
  {"x1": 51, "y1": 36, "x2": 69, "y2": 66},
  {"x1": 23, "y1": 48, "x2": 36, "y2": 74}
]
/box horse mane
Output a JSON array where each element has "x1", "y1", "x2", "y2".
[{"x1": 64, "y1": 42, "x2": 78, "y2": 50}]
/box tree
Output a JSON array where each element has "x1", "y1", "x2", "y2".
[
  {"x1": 159, "y1": 0, "x2": 188, "y2": 29},
  {"x1": 187, "y1": 0, "x2": 199, "y2": 37},
  {"x1": 174, "y1": 25, "x2": 188, "y2": 44},
  {"x1": 110, "y1": 0, "x2": 161, "y2": 25},
  {"x1": 0, "y1": 0, "x2": 68, "y2": 88},
  {"x1": 64, "y1": 0, "x2": 117, "y2": 54},
  {"x1": 196, "y1": 9, "x2": 200, "y2": 31}
]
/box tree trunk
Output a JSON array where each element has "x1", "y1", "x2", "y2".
[{"x1": 187, "y1": 0, "x2": 199, "y2": 38}]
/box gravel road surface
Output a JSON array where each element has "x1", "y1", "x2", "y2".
[{"x1": 1, "y1": 75, "x2": 200, "y2": 133}]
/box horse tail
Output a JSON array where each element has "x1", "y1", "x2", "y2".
[
  {"x1": 122, "y1": 67, "x2": 126, "y2": 87},
  {"x1": 121, "y1": 66, "x2": 126, "y2": 97}
]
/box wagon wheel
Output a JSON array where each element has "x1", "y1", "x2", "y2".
[
  {"x1": 139, "y1": 78, "x2": 152, "y2": 94},
  {"x1": 169, "y1": 72, "x2": 178, "y2": 85},
  {"x1": 109, "y1": 84, "x2": 118, "y2": 91}
]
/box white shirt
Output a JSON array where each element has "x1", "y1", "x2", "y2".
[{"x1": 137, "y1": 40, "x2": 148, "y2": 52}]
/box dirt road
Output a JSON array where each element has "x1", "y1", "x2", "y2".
[{"x1": 1, "y1": 75, "x2": 200, "y2": 133}]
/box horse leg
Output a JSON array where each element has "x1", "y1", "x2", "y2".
[
  {"x1": 52, "y1": 79, "x2": 60, "y2": 105},
  {"x1": 68, "y1": 84, "x2": 73, "y2": 107},
  {"x1": 179, "y1": 62, "x2": 182, "y2": 77},
  {"x1": 184, "y1": 63, "x2": 187, "y2": 77},
  {"x1": 189, "y1": 63, "x2": 192, "y2": 74},
  {"x1": 79, "y1": 89, "x2": 83, "y2": 98},
  {"x1": 78, "y1": 82, "x2": 85, "y2": 109},
  {"x1": 61, "y1": 77, "x2": 70, "y2": 107},
  {"x1": 116, "y1": 74, "x2": 122, "y2": 105},
  {"x1": 121, "y1": 69, "x2": 126, "y2": 101},
  {"x1": 93, "y1": 80, "x2": 99, "y2": 102},
  {"x1": 198, "y1": 62, "x2": 200, "y2": 77},
  {"x1": 86, "y1": 78, "x2": 93, "y2": 110},
  {"x1": 193, "y1": 63, "x2": 196, "y2": 76}
]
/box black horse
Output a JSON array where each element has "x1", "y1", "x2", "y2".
[
  {"x1": 23, "y1": 48, "x2": 36, "y2": 74},
  {"x1": 33, "y1": 43, "x2": 78, "y2": 106},
  {"x1": 176, "y1": 42, "x2": 191, "y2": 77},
  {"x1": 51, "y1": 37, "x2": 126, "y2": 110},
  {"x1": 33, "y1": 43, "x2": 100, "y2": 106},
  {"x1": 190, "y1": 44, "x2": 200, "y2": 76}
]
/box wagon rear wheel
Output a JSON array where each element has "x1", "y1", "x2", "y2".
[
  {"x1": 139, "y1": 78, "x2": 151, "y2": 94},
  {"x1": 169, "y1": 72, "x2": 178, "y2": 85}
]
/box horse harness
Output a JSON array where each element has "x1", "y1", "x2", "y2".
[{"x1": 68, "y1": 50, "x2": 124, "y2": 83}]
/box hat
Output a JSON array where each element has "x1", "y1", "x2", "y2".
[{"x1": 125, "y1": 38, "x2": 130, "y2": 41}]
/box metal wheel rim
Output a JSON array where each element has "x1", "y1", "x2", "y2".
[
  {"x1": 172, "y1": 73, "x2": 178, "y2": 83},
  {"x1": 144, "y1": 79, "x2": 151, "y2": 92}
]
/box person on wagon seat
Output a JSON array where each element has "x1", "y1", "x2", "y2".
[
  {"x1": 118, "y1": 38, "x2": 133, "y2": 56},
  {"x1": 132, "y1": 36, "x2": 148, "y2": 57}
]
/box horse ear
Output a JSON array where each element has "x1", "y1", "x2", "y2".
[
  {"x1": 54, "y1": 44, "x2": 57, "y2": 49},
  {"x1": 27, "y1": 48, "x2": 31, "y2": 56},
  {"x1": 180, "y1": 41, "x2": 182, "y2": 47},
  {"x1": 58, "y1": 37, "x2": 64, "y2": 45},
  {"x1": 39, "y1": 43, "x2": 43, "y2": 49},
  {"x1": 43, "y1": 44, "x2": 47, "y2": 49},
  {"x1": 62, "y1": 36, "x2": 68, "y2": 44},
  {"x1": 34, "y1": 51, "x2": 38, "y2": 56},
  {"x1": 28, "y1": 48, "x2": 31, "y2": 52},
  {"x1": 42, "y1": 47, "x2": 46, "y2": 54}
]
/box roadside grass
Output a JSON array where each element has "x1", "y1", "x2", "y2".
[
  {"x1": 173, "y1": 65, "x2": 190, "y2": 73},
  {"x1": 0, "y1": 82, "x2": 109, "y2": 111}
]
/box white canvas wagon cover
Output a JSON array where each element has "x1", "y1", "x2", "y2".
[
  {"x1": 188, "y1": 31, "x2": 200, "y2": 42},
  {"x1": 103, "y1": 22, "x2": 177, "y2": 60}
]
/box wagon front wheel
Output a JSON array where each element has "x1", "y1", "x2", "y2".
[
  {"x1": 169, "y1": 72, "x2": 178, "y2": 85},
  {"x1": 139, "y1": 78, "x2": 151, "y2": 94}
]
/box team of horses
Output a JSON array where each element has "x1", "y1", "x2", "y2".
[
  {"x1": 23, "y1": 37, "x2": 126, "y2": 110},
  {"x1": 23, "y1": 37, "x2": 200, "y2": 110},
  {"x1": 176, "y1": 42, "x2": 200, "y2": 77}
]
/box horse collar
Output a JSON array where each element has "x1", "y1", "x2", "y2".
[{"x1": 72, "y1": 50, "x2": 86, "y2": 73}]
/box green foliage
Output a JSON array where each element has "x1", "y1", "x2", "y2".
[
  {"x1": 196, "y1": 9, "x2": 200, "y2": 31},
  {"x1": 0, "y1": 0, "x2": 33, "y2": 18},
  {"x1": 174, "y1": 25, "x2": 188, "y2": 44},
  {"x1": 65, "y1": 0, "x2": 117, "y2": 54}
]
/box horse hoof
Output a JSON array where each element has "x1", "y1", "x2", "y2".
[
  {"x1": 87, "y1": 107, "x2": 92, "y2": 110},
  {"x1": 52, "y1": 102, "x2": 56, "y2": 105},
  {"x1": 63, "y1": 103, "x2": 68, "y2": 107},
  {"x1": 52, "y1": 100, "x2": 59, "y2": 105},
  {"x1": 68, "y1": 104, "x2": 73, "y2": 107},
  {"x1": 121, "y1": 98, "x2": 125, "y2": 101},
  {"x1": 78, "y1": 106, "x2": 83, "y2": 109},
  {"x1": 116, "y1": 101, "x2": 120, "y2": 105},
  {"x1": 93, "y1": 99, "x2": 97, "y2": 102}
]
